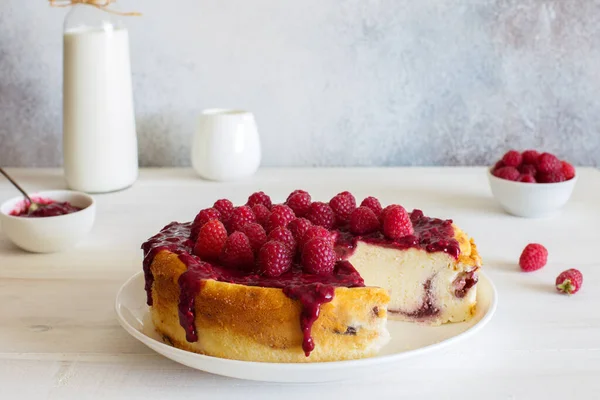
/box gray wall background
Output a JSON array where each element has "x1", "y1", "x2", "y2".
[{"x1": 1, "y1": 0, "x2": 599, "y2": 168}]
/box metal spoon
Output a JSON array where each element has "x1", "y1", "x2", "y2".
[{"x1": 0, "y1": 167, "x2": 42, "y2": 212}]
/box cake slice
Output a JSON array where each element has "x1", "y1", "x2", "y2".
[{"x1": 347, "y1": 223, "x2": 480, "y2": 325}]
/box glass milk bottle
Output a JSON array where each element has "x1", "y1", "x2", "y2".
[{"x1": 62, "y1": 4, "x2": 138, "y2": 193}]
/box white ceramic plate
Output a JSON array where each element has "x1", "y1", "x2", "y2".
[{"x1": 115, "y1": 271, "x2": 497, "y2": 383}]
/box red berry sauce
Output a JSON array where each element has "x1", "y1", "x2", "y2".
[
  {"x1": 10, "y1": 198, "x2": 82, "y2": 218},
  {"x1": 141, "y1": 209, "x2": 459, "y2": 357}
]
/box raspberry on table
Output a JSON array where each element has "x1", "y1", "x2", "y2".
[
  {"x1": 220, "y1": 231, "x2": 255, "y2": 270},
  {"x1": 268, "y1": 227, "x2": 297, "y2": 253},
  {"x1": 521, "y1": 150, "x2": 540, "y2": 165},
  {"x1": 537, "y1": 171, "x2": 566, "y2": 183},
  {"x1": 350, "y1": 206, "x2": 380, "y2": 235},
  {"x1": 258, "y1": 241, "x2": 293, "y2": 277},
  {"x1": 536, "y1": 152, "x2": 562, "y2": 173},
  {"x1": 382, "y1": 205, "x2": 414, "y2": 239},
  {"x1": 246, "y1": 191, "x2": 272, "y2": 209},
  {"x1": 518, "y1": 164, "x2": 537, "y2": 177},
  {"x1": 555, "y1": 268, "x2": 583, "y2": 295},
  {"x1": 266, "y1": 204, "x2": 296, "y2": 232},
  {"x1": 329, "y1": 191, "x2": 357, "y2": 224},
  {"x1": 285, "y1": 191, "x2": 312, "y2": 217},
  {"x1": 213, "y1": 199, "x2": 234, "y2": 222},
  {"x1": 501, "y1": 150, "x2": 523, "y2": 167},
  {"x1": 251, "y1": 204, "x2": 271, "y2": 227},
  {"x1": 239, "y1": 223, "x2": 267, "y2": 253},
  {"x1": 519, "y1": 243, "x2": 548, "y2": 272},
  {"x1": 493, "y1": 166, "x2": 520, "y2": 181},
  {"x1": 306, "y1": 202, "x2": 335, "y2": 229},
  {"x1": 518, "y1": 174, "x2": 536, "y2": 183},
  {"x1": 190, "y1": 208, "x2": 221, "y2": 240},
  {"x1": 299, "y1": 225, "x2": 335, "y2": 250},
  {"x1": 561, "y1": 161, "x2": 576, "y2": 180},
  {"x1": 193, "y1": 220, "x2": 228, "y2": 260},
  {"x1": 360, "y1": 196, "x2": 383, "y2": 217},
  {"x1": 287, "y1": 218, "x2": 312, "y2": 241},
  {"x1": 227, "y1": 206, "x2": 257, "y2": 233},
  {"x1": 301, "y1": 237, "x2": 336, "y2": 275}
]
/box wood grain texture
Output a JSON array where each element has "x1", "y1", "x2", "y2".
[{"x1": 1, "y1": 167, "x2": 599, "y2": 399}]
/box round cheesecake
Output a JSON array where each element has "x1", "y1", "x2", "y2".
[{"x1": 142, "y1": 191, "x2": 482, "y2": 363}]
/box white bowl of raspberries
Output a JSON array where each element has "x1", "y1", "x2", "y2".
[{"x1": 487, "y1": 150, "x2": 577, "y2": 218}]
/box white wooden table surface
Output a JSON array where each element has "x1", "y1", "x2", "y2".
[{"x1": 1, "y1": 167, "x2": 599, "y2": 400}]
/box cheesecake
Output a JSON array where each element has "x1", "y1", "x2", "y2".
[{"x1": 141, "y1": 190, "x2": 481, "y2": 362}]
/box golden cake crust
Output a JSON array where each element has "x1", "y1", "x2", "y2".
[
  {"x1": 149, "y1": 251, "x2": 390, "y2": 363},
  {"x1": 453, "y1": 224, "x2": 482, "y2": 268}
]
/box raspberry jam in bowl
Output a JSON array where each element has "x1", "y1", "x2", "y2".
[
  {"x1": 487, "y1": 150, "x2": 577, "y2": 218},
  {"x1": 0, "y1": 190, "x2": 96, "y2": 253}
]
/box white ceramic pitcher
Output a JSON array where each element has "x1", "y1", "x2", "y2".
[{"x1": 191, "y1": 109, "x2": 261, "y2": 181}]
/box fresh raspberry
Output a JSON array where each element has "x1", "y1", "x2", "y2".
[
  {"x1": 251, "y1": 204, "x2": 271, "y2": 227},
  {"x1": 555, "y1": 268, "x2": 583, "y2": 295},
  {"x1": 521, "y1": 150, "x2": 540, "y2": 165},
  {"x1": 287, "y1": 218, "x2": 312, "y2": 241},
  {"x1": 518, "y1": 174, "x2": 536, "y2": 183},
  {"x1": 213, "y1": 199, "x2": 234, "y2": 222},
  {"x1": 350, "y1": 206, "x2": 380, "y2": 235},
  {"x1": 271, "y1": 204, "x2": 296, "y2": 220},
  {"x1": 299, "y1": 225, "x2": 335, "y2": 250},
  {"x1": 266, "y1": 204, "x2": 296, "y2": 232},
  {"x1": 286, "y1": 189, "x2": 310, "y2": 202},
  {"x1": 501, "y1": 150, "x2": 522, "y2": 167},
  {"x1": 258, "y1": 241, "x2": 292, "y2": 277},
  {"x1": 561, "y1": 161, "x2": 576, "y2": 180},
  {"x1": 301, "y1": 238, "x2": 336, "y2": 275},
  {"x1": 493, "y1": 166, "x2": 520, "y2": 181},
  {"x1": 285, "y1": 192, "x2": 312, "y2": 217},
  {"x1": 360, "y1": 197, "x2": 383, "y2": 217},
  {"x1": 382, "y1": 205, "x2": 414, "y2": 240},
  {"x1": 190, "y1": 208, "x2": 221, "y2": 240},
  {"x1": 268, "y1": 227, "x2": 296, "y2": 253},
  {"x1": 329, "y1": 191, "x2": 356, "y2": 224},
  {"x1": 518, "y1": 164, "x2": 537, "y2": 176},
  {"x1": 193, "y1": 220, "x2": 228, "y2": 260},
  {"x1": 538, "y1": 170, "x2": 566, "y2": 183},
  {"x1": 227, "y1": 206, "x2": 257, "y2": 233},
  {"x1": 239, "y1": 223, "x2": 267, "y2": 253},
  {"x1": 492, "y1": 160, "x2": 505, "y2": 172},
  {"x1": 381, "y1": 204, "x2": 402, "y2": 221},
  {"x1": 519, "y1": 243, "x2": 548, "y2": 272},
  {"x1": 536, "y1": 152, "x2": 561, "y2": 173},
  {"x1": 306, "y1": 202, "x2": 335, "y2": 229},
  {"x1": 246, "y1": 191, "x2": 272, "y2": 209},
  {"x1": 220, "y1": 231, "x2": 255, "y2": 270}
]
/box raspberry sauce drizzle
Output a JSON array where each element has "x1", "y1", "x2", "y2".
[
  {"x1": 283, "y1": 284, "x2": 334, "y2": 356},
  {"x1": 140, "y1": 209, "x2": 460, "y2": 357}
]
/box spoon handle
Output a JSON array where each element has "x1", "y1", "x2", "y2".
[{"x1": 0, "y1": 167, "x2": 35, "y2": 205}]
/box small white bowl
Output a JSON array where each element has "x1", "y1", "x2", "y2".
[
  {"x1": 487, "y1": 169, "x2": 577, "y2": 218},
  {"x1": 0, "y1": 190, "x2": 96, "y2": 253}
]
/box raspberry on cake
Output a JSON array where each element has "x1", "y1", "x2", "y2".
[
  {"x1": 142, "y1": 190, "x2": 482, "y2": 363},
  {"x1": 286, "y1": 191, "x2": 312, "y2": 218}
]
